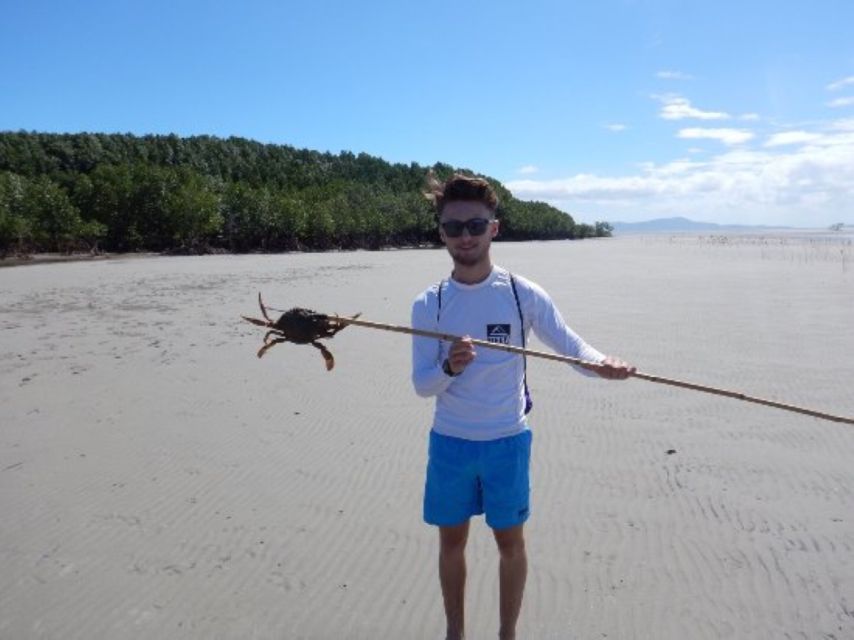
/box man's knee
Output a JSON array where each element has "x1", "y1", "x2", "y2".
[
  {"x1": 440, "y1": 521, "x2": 470, "y2": 556},
  {"x1": 493, "y1": 525, "x2": 525, "y2": 559}
]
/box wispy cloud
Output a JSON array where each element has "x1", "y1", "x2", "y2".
[
  {"x1": 827, "y1": 75, "x2": 854, "y2": 91},
  {"x1": 517, "y1": 165, "x2": 539, "y2": 175},
  {"x1": 505, "y1": 125, "x2": 854, "y2": 226},
  {"x1": 678, "y1": 128, "x2": 754, "y2": 145},
  {"x1": 657, "y1": 95, "x2": 730, "y2": 120},
  {"x1": 828, "y1": 96, "x2": 854, "y2": 108},
  {"x1": 831, "y1": 117, "x2": 854, "y2": 131},
  {"x1": 605, "y1": 123, "x2": 627, "y2": 132},
  {"x1": 504, "y1": 79, "x2": 854, "y2": 226},
  {"x1": 765, "y1": 131, "x2": 822, "y2": 147},
  {"x1": 657, "y1": 70, "x2": 693, "y2": 80}
]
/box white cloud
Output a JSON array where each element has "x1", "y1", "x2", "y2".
[
  {"x1": 517, "y1": 165, "x2": 539, "y2": 175},
  {"x1": 827, "y1": 75, "x2": 854, "y2": 91},
  {"x1": 740, "y1": 113, "x2": 760, "y2": 121},
  {"x1": 657, "y1": 95, "x2": 730, "y2": 120},
  {"x1": 657, "y1": 70, "x2": 693, "y2": 80},
  {"x1": 505, "y1": 126, "x2": 854, "y2": 227},
  {"x1": 831, "y1": 118, "x2": 854, "y2": 131},
  {"x1": 678, "y1": 128, "x2": 754, "y2": 145},
  {"x1": 605, "y1": 123, "x2": 627, "y2": 132},
  {"x1": 828, "y1": 96, "x2": 854, "y2": 108},
  {"x1": 765, "y1": 131, "x2": 822, "y2": 147}
]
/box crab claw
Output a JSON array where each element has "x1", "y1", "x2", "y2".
[{"x1": 313, "y1": 341, "x2": 335, "y2": 371}]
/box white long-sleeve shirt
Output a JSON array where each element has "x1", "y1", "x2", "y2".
[{"x1": 411, "y1": 266, "x2": 606, "y2": 441}]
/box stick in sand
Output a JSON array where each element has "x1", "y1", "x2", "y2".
[{"x1": 248, "y1": 300, "x2": 854, "y2": 426}]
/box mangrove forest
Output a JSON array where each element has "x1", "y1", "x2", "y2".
[{"x1": 0, "y1": 132, "x2": 612, "y2": 257}]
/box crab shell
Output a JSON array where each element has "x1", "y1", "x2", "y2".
[{"x1": 271, "y1": 308, "x2": 343, "y2": 343}]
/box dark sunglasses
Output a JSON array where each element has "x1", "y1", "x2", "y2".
[{"x1": 440, "y1": 218, "x2": 494, "y2": 238}]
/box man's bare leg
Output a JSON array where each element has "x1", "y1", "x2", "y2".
[
  {"x1": 493, "y1": 524, "x2": 527, "y2": 640},
  {"x1": 439, "y1": 520, "x2": 470, "y2": 640}
]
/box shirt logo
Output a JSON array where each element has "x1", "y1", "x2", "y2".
[{"x1": 486, "y1": 324, "x2": 511, "y2": 344}]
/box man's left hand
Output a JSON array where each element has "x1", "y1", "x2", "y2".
[{"x1": 596, "y1": 356, "x2": 636, "y2": 380}]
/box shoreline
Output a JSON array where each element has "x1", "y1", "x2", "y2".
[
  {"x1": 0, "y1": 242, "x2": 449, "y2": 269},
  {"x1": 3, "y1": 229, "x2": 850, "y2": 269},
  {"x1": 0, "y1": 252, "x2": 160, "y2": 268}
]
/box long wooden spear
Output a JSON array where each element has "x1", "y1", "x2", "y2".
[
  {"x1": 252, "y1": 302, "x2": 854, "y2": 426},
  {"x1": 340, "y1": 317, "x2": 854, "y2": 426}
]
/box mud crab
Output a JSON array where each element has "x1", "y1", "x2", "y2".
[{"x1": 242, "y1": 293, "x2": 360, "y2": 370}]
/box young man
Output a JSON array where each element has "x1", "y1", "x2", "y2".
[{"x1": 411, "y1": 174, "x2": 634, "y2": 640}]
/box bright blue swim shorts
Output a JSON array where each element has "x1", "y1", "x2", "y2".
[{"x1": 423, "y1": 429, "x2": 532, "y2": 531}]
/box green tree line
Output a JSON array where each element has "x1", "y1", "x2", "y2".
[{"x1": 0, "y1": 132, "x2": 611, "y2": 257}]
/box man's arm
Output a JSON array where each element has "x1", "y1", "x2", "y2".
[{"x1": 523, "y1": 279, "x2": 635, "y2": 379}]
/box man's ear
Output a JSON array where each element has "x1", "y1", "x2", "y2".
[
  {"x1": 436, "y1": 215, "x2": 447, "y2": 244},
  {"x1": 491, "y1": 219, "x2": 500, "y2": 238}
]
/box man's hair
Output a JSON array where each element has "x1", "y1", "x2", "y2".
[{"x1": 425, "y1": 172, "x2": 499, "y2": 216}]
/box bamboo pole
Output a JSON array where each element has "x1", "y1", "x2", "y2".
[{"x1": 335, "y1": 316, "x2": 854, "y2": 426}]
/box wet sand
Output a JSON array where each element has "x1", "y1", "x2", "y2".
[{"x1": 1, "y1": 234, "x2": 853, "y2": 639}]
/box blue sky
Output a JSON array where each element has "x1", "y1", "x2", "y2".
[{"x1": 2, "y1": 0, "x2": 853, "y2": 227}]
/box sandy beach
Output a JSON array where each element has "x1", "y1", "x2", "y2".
[{"x1": 1, "y1": 233, "x2": 853, "y2": 639}]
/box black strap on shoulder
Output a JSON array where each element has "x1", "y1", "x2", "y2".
[
  {"x1": 510, "y1": 274, "x2": 532, "y2": 414},
  {"x1": 509, "y1": 274, "x2": 525, "y2": 350},
  {"x1": 436, "y1": 279, "x2": 446, "y2": 321}
]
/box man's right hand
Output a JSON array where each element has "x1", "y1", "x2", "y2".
[{"x1": 446, "y1": 335, "x2": 476, "y2": 374}]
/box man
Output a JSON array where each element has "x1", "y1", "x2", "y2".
[{"x1": 411, "y1": 174, "x2": 634, "y2": 640}]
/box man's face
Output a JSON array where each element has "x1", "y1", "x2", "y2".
[{"x1": 438, "y1": 200, "x2": 499, "y2": 267}]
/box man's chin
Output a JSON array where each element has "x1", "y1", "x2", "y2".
[{"x1": 451, "y1": 253, "x2": 482, "y2": 267}]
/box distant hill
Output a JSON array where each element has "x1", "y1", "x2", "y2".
[{"x1": 610, "y1": 216, "x2": 790, "y2": 235}]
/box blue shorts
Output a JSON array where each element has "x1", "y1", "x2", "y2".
[{"x1": 423, "y1": 429, "x2": 532, "y2": 531}]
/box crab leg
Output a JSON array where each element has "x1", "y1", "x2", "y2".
[
  {"x1": 262, "y1": 330, "x2": 282, "y2": 344},
  {"x1": 258, "y1": 292, "x2": 273, "y2": 323},
  {"x1": 257, "y1": 337, "x2": 287, "y2": 359},
  {"x1": 242, "y1": 315, "x2": 271, "y2": 328}
]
